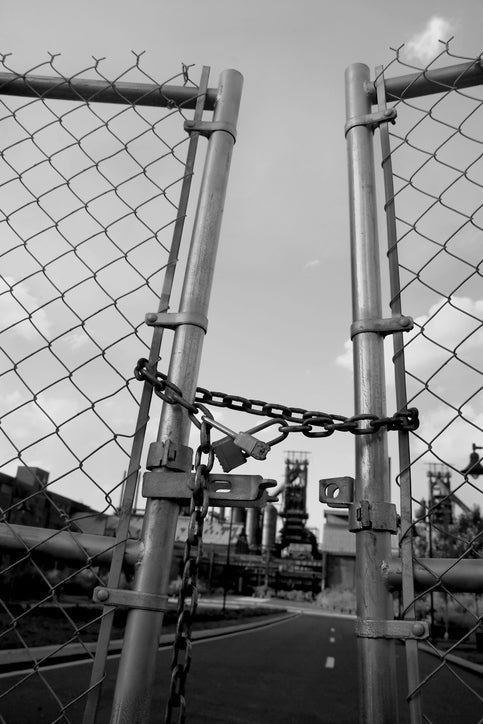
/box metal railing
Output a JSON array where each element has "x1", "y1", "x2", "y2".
[
  {"x1": 0, "y1": 54, "x2": 242, "y2": 723},
  {"x1": 346, "y1": 42, "x2": 483, "y2": 722}
]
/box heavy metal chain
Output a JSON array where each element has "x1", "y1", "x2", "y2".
[
  {"x1": 164, "y1": 420, "x2": 213, "y2": 724},
  {"x1": 135, "y1": 358, "x2": 419, "y2": 437}
]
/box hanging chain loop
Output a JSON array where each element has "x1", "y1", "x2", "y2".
[
  {"x1": 135, "y1": 358, "x2": 420, "y2": 439},
  {"x1": 164, "y1": 423, "x2": 213, "y2": 724}
]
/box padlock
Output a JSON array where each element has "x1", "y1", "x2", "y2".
[
  {"x1": 203, "y1": 416, "x2": 271, "y2": 461},
  {"x1": 212, "y1": 435, "x2": 248, "y2": 472}
]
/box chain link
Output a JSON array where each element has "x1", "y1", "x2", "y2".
[
  {"x1": 164, "y1": 422, "x2": 213, "y2": 724},
  {"x1": 135, "y1": 358, "x2": 420, "y2": 438}
]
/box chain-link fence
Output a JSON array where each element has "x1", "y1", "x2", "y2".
[
  {"x1": 376, "y1": 44, "x2": 483, "y2": 721},
  {"x1": 0, "y1": 53, "x2": 213, "y2": 723}
]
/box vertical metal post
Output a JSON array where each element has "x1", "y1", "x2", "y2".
[
  {"x1": 375, "y1": 65, "x2": 423, "y2": 723},
  {"x1": 345, "y1": 63, "x2": 398, "y2": 723},
  {"x1": 109, "y1": 68, "x2": 243, "y2": 724}
]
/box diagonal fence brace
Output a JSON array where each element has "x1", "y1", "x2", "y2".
[{"x1": 142, "y1": 470, "x2": 278, "y2": 508}]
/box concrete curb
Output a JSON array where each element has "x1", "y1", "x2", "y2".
[
  {"x1": 419, "y1": 642, "x2": 483, "y2": 677},
  {"x1": 0, "y1": 613, "x2": 296, "y2": 673}
]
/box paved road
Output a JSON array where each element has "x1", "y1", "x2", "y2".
[{"x1": 1, "y1": 613, "x2": 483, "y2": 723}]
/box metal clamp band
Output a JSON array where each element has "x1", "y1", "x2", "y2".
[
  {"x1": 350, "y1": 315, "x2": 413, "y2": 339},
  {"x1": 344, "y1": 107, "x2": 397, "y2": 136},
  {"x1": 356, "y1": 619, "x2": 429, "y2": 640},
  {"x1": 184, "y1": 119, "x2": 237, "y2": 142},
  {"x1": 93, "y1": 587, "x2": 169, "y2": 612},
  {"x1": 145, "y1": 311, "x2": 208, "y2": 334},
  {"x1": 349, "y1": 500, "x2": 398, "y2": 533}
]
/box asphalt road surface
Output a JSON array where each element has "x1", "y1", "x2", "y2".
[{"x1": 1, "y1": 613, "x2": 483, "y2": 723}]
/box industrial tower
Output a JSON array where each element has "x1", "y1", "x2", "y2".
[{"x1": 279, "y1": 452, "x2": 319, "y2": 558}]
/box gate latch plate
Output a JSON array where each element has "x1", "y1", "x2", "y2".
[{"x1": 356, "y1": 619, "x2": 429, "y2": 640}]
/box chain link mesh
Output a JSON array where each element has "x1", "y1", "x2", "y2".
[
  {"x1": 0, "y1": 53, "x2": 205, "y2": 722},
  {"x1": 378, "y1": 42, "x2": 483, "y2": 719}
]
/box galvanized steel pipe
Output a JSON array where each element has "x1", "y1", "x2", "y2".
[
  {"x1": 108, "y1": 69, "x2": 243, "y2": 724},
  {"x1": 345, "y1": 62, "x2": 399, "y2": 724}
]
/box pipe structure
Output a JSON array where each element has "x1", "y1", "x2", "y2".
[
  {"x1": 0, "y1": 72, "x2": 217, "y2": 109},
  {"x1": 0, "y1": 523, "x2": 139, "y2": 567},
  {"x1": 366, "y1": 59, "x2": 483, "y2": 102},
  {"x1": 345, "y1": 63, "x2": 398, "y2": 723},
  {"x1": 375, "y1": 66, "x2": 423, "y2": 722},
  {"x1": 386, "y1": 558, "x2": 483, "y2": 593},
  {"x1": 108, "y1": 69, "x2": 243, "y2": 724}
]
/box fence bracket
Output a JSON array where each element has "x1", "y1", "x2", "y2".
[
  {"x1": 146, "y1": 440, "x2": 193, "y2": 472},
  {"x1": 184, "y1": 119, "x2": 237, "y2": 142},
  {"x1": 145, "y1": 311, "x2": 208, "y2": 334},
  {"x1": 319, "y1": 477, "x2": 354, "y2": 507},
  {"x1": 92, "y1": 587, "x2": 169, "y2": 612},
  {"x1": 356, "y1": 619, "x2": 429, "y2": 640},
  {"x1": 142, "y1": 470, "x2": 278, "y2": 508},
  {"x1": 344, "y1": 107, "x2": 397, "y2": 136},
  {"x1": 349, "y1": 500, "x2": 398, "y2": 533},
  {"x1": 350, "y1": 315, "x2": 413, "y2": 339}
]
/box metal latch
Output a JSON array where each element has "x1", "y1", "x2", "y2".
[
  {"x1": 319, "y1": 477, "x2": 398, "y2": 533},
  {"x1": 356, "y1": 619, "x2": 429, "y2": 640},
  {"x1": 143, "y1": 470, "x2": 278, "y2": 508},
  {"x1": 319, "y1": 477, "x2": 354, "y2": 508},
  {"x1": 349, "y1": 500, "x2": 398, "y2": 533}
]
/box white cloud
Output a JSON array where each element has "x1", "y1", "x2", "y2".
[
  {"x1": 336, "y1": 295, "x2": 483, "y2": 371},
  {"x1": 405, "y1": 16, "x2": 454, "y2": 64},
  {"x1": 336, "y1": 339, "x2": 352, "y2": 370},
  {"x1": 304, "y1": 260, "x2": 320, "y2": 270}
]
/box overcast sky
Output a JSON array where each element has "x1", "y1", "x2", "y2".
[{"x1": 1, "y1": 2, "x2": 482, "y2": 535}]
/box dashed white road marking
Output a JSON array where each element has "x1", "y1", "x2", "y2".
[
  {"x1": 329, "y1": 636, "x2": 336, "y2": 643},
  {"x1": 325, "y1": 656, "x2": 335, "y2": 669}
]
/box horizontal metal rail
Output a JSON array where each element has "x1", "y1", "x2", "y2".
[
  {"x1": 2, "y1": 524, "x2": 481, "y2": 593},
  {"x1": 0, "y1": 523, "x2": 138, "y2": 568},
  {"x1": 386, "y1": 558, "x2": 483, "y2": 593},
  {"x1": 0, "y1": 71, "x2": 218, "y2": 109},
  {"x1": 367, "y1": 59, "x2": 483, "y2": 102}
]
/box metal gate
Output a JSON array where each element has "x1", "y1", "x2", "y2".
[
  {"x1": 344, "y1": 43, "x2": 483, "y2": 722},
  {"x1": 0, "y1": 54, "x2": 243, "y2": 723}
]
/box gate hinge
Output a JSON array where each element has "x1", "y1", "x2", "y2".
[
  {"x1": 350, "y1": 315, "x2": 413, "y2": 339},
  {"x1": 142, "y1": 470, "x2": 278, "y2": 508},
  {"x1": 93, "y1": 587, "x2": 169, "y2": 612},
  {"x1": 349, "y1": 500, "x2": 398, "y2": 533},
  {"x1": 345, "y1": 107, "x2": 397, "y2": 136},
  {"x1": 356, "y1": 619, "x2": 429, "y2": 640},
  {"x1": 184, "y1": 119, "x2": 237, "y2": 142},
  {"x1": 145, "y1": 311, "x2": 208, "y2": 334}
]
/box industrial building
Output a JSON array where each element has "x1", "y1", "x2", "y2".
[{"x1": 0, "y1": 452, "x2": 336, "y2": 599}]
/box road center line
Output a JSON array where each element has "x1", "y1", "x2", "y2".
[
  {"x1": 325, "y1": 656, "x2": 335, "y2": 669},
  {"x1": 329, "y1": 636, "x2": 336, "y2": 643}
]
